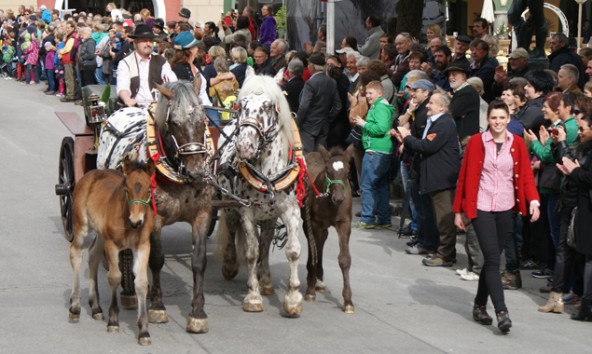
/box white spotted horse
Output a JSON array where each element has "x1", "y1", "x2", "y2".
[
  {"x1": 301, "y1": 144, "x2": 355, "y2": 313},
  {"x1": 97, "y1": 80, "x2": 216, "y2": 333},
  {"x1": 215, "y1": 75, "x2": 306, "y2": 316}
]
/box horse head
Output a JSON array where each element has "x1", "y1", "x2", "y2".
[
  {"x1": 121, "y1": 156, "x2": 155, "y2": 228},
  {"x1": 154, "y1": 81, "x2": 209, "y2": 181},
  {"x1": 318, "y1": 144, "x2": 354, "y2": 207},
  {"x1": 235, "y1": 92, "x2": 280, "y2": 160}
]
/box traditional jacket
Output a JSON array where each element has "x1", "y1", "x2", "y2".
[{"x1": 453, "y1": 132, "x2": 540, "y2": 219}]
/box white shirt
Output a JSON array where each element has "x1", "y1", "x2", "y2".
[
  {"x1": 116, "y1": 52, "x2": 177, "y2": 107},
  {"x1": 422, "y1": 112, "x2": 445, "y2": 139}
]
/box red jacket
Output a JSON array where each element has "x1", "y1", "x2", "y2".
[{"x1": 453, "y1": 133, "x2": 540, "y2": 219}]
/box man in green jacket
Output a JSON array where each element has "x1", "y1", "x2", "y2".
[{"x1": 353, "y1": 81, "x2": 394, "y2": 229}]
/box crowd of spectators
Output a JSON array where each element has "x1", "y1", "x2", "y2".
[{"x1": 2, "y1": 4, "x2": 592, "y2": 331}]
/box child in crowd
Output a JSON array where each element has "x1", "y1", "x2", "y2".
[
  {"x1": 44, "y1": 41, "x2": 56, "y2": 94},
  {"x1": 54, "y1": 30, "x2": 66, "y2": 97},
  {"x1": 23, "y1": 32, "x2": 40, "y2": 84},
  {"x1": 17, "y1": 33, "x2": 31, "y2": 81},
  {"x1": 209, "y1": 56, "x2": 239, "y2": 121}
]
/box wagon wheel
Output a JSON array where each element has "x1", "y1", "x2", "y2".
[{"x1": 55, "y1": 137, "x2": 75, "y2": 242}]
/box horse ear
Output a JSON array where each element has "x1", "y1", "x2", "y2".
[
  {"x1": 146, "y1": 158, "x2": 156, "y2": 176},
  {"x1": 155, "y1": 82, "x2": 174, "y2": 100},
  {"x1": 318, "y1": 145, "x2": 330, "y2": 162},
  {"x1": 122, "y1": 156, "x2": 132, "y2": 176},
  {"x1": 344, "y1": 143, "x2": 355, "y2": 163}
]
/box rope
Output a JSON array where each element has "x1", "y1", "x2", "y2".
[{"x1": 295, "y1": 157, "x2": 307, "y2": 207}]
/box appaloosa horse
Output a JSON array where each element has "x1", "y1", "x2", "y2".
[
  {"x1": 98, "y1": 80, "x2": 215, "y2": 333},
  {"x1": 216, "y1": 75, "x2": 304, "y2": 316},
  {"x1": 301, "y1": 145, "x2": 355, "y2": 313},
  {"x1": 69, "y1": 156, "x2": 155, "y2": 345}
]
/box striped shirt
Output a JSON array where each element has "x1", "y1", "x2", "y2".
[{"x1": 477, "y1": 131, "x2": 515, "y2": 212}]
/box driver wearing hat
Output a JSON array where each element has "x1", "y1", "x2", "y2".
[{"x1": 117, "y1": 24, "x2": 177, "y2": 107}]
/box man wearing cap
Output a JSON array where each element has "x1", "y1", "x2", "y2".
[
  {"x1": 396, "y1": 79, "x2": 440, "y2": 255},
  {"x1": 491, "y1": 47, "x2": 531, "y2": 100},
  {"x1": 452, "y1": 35, "x2": 471, "y2": 68},
  {"x1": 445, "y1": 62, "x2": 480, "y2": 143},
  {"x1": 395, "y1": 91, "x2": 460, "y2": 266},
  {"x1": 296, "y1": 52, "x2": 342, "y2": 153},
  {"x1": 117, "y1": 24, "x2": 177, "y2": 107},
  {"x1": 178, "y1": 8, "x2": 191, "y2": 22}
]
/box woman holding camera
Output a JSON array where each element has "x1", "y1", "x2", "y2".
[{"x1": 556, "y1": 114, "x2": 592, "y2": 321}]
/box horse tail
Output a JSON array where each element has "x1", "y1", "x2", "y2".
[
  {"x1": 216, "y1": 209, "x2": 245, "y2": 264},
  {"x1": 303, "y1": 200, "x2": 318, "y2": 267}
]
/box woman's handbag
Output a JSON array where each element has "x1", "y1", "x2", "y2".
[{"x1": 567, "y1": 206, "x2": 578, "y2": 249}]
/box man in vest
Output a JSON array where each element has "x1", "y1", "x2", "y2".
[{"x1": 117, "y1": 24, "x2": 177, "y2": 107}]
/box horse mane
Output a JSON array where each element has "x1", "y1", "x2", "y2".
[
  {"x1": 154, "y1": 80, "x2": 203, "y2": 132},
  {"x1": 239, "y1": 75, "x2": 294, "y2": 145}
]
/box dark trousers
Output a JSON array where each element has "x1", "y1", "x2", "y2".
[
  {"x1": 430, "y1": 189, "x2": 457, "y2": 261},
  {"x1": 412, "y1": 179, "x2": 439, "y2": 251},
  {"x1": 300, "y1": 128, "x2": 327, "y2": 154},
  {"x1": 46, "y1": 69, "x2": 55, "y2": 92},
  {"x1": 504, "y1": 213, "x2": 523, "y2": 271},
  {"x1": 552, "y1": 204, "x2": 577, "y2": 293},
  {"x1": 473, "y1": 209, "x2": 514, "y2": 313},
  {"x1": 81, "y1": 67, "x2": 97, "y2": 87}
]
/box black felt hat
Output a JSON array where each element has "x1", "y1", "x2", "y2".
[
  {"x1": 178, "y1": 8, "x2": 191, "y2": 19},
  {"x1": 128, "y1": 24, "x2": 156, "y2": 39}
]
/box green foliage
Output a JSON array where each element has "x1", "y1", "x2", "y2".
[{"x1": 275, "y1": 6, "x2": 287, "y2": 32}]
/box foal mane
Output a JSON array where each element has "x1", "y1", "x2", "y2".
[
  {"x1": 154, "y1": 81, "x2": 203, "y2": 132},
  {"x1": 239, "y1": 75, "x2": 294, "y2": 145}
]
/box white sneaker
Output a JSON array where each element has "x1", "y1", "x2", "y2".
[
  {"x1": 460, "y1": 272, "x2": 480, "y2": 281},
  {"x1": 456, "y1": 268, "x2": 468, "y2": 276}
]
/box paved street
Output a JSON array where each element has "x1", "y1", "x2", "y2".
[{"x1": 0, "y1": 78, "x2": 590, "y2": 354}]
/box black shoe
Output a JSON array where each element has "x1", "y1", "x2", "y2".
[
  {"x1": 571, "y1": 299, "x2": 592, "y2": 321},
  {"x1": 399, "y1": 226, "x2": 415, "y2": 237},
  {"x1": 532, "y1": 268, "x2": 553, "y2": 279},
  {"x1": 473, "y1": 305, "x2": 493, "y2": 325},
  {"x1": 496, "y1": 310, "x2": 512, "y2": 334},
  {"x1": 406, "y1": 235, "x2": 418, "y2": 247}
]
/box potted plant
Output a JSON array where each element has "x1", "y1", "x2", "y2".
[{"x1": 275, "y1": 6, "x2": 287, "y2": 39}]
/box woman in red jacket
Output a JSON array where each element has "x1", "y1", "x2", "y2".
[{"x1": 454, "y1": 100, "x2": 541, "y2": 334}]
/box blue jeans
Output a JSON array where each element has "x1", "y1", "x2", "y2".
[
  {"x1": 95, "y1": 67, "x2": 105, "y2": 84},
  {"x1": 46, "y1": 69, "x2": 55, "y2": 92},
  {"x1": 400, "y1": 162, "x2": 417, "y2": 232},
  {"x1": 360, "y1": 151, "x2": 392, "y2": 225}
]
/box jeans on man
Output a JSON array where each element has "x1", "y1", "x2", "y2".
[
  {"x1": 360, "y1": 151, "x2": 392, "y2": 225},
  {"x1": 95, "y1": 66, "x2": 105, "y2": 84}
]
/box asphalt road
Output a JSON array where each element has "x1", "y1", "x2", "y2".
[{"x1": 0, "y1": 78, "x2": 590, "y2": 354}]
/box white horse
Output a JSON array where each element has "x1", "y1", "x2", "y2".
[{"x1": 216, "y1": 75, "x2": 303, "y2": 316}]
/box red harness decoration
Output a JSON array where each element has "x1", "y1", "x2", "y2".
[
  {"x1": 149, "y1": 152, "x2": 159, "y2": 216},
  {"x1": 295, "y1": 156, "x2": 323, "y2": 207}
]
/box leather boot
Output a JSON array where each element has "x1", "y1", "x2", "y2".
[
  {"x1": 571, "y1": 299, "x2": 592, "y2": 321},
  {"x1": 473, "y1": 305, "x2": 493, "y2": 325},
  {"x1": 496, "y1": 310, "x2": 512, "y2": 334},
  {"x1": 502, "y1": 270, "x2": 522, "y2": 290},
  {"x1": 538, "y1": 291, "x2": 564, "y2": 313}
]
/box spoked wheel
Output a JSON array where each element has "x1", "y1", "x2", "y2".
[{"x1": 55, "y1": 137, "x2": 75, "y2": 242}]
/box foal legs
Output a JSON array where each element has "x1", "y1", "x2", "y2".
[
  {"x1": 87, "y1": 234, "x2": 104, "y2": 320},
  {"x1": 104, "y1": 241, "x2": 122, "y2": 333},
  {"x1": 68, "y1": 224, "x2": 87, "y2": 321},
  {"x1": 133, "y1": 242, "x2": 151, "y2": 345},
  {"x1": 336, "y1": 221, "x2": 354, "y2": 314}
]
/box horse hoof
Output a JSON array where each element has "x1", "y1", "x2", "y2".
[
  {"x1": 315, "y1": 285, "x2": 326, "y2": 293},
  {"x1": 68, "y1": 312, "x2": 80, "y2": 322},
  {"x1": 186, "y1": 317, "x2": 209, "y2": 333},
  {"x1": 305, "y1": 294, "x2": 316, "y2": 302},
  {"x1": 138, "y1": 336, "x2": 152, "y2": 346},
  {"x1": 107, "y1": 325, "x2": 120, "y2": 333},
  {"x1": 343, "y1": 304, "x2": 355, "y2": 314},
  {"x1": 92, "y1": 313, "x2": 104, "y2": 321},
  {"x1": 243, "y1": 302, "x2": 264, "y2": 312},
  {"x1": 260, "y1": 285, "x2": 274, "y2": 296},
  {"x1": 120, "y1": 294, "x2": 138, "y2": 310},
  {"x1": 148, "y1": 309, "x2": 169, "y2": 324},
  {"x1": 283, "y1": 302, "x2": 303, "y2": 317}
]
